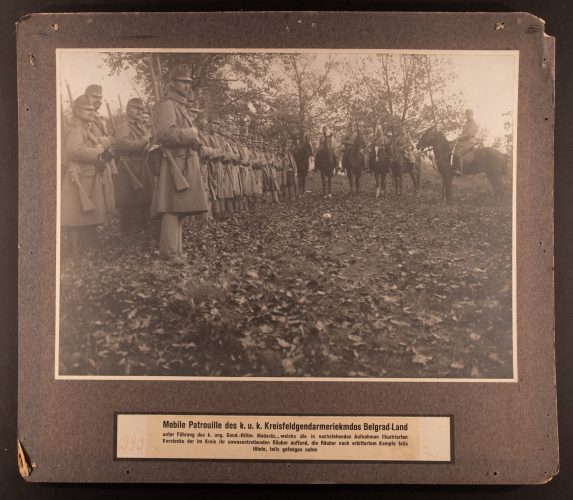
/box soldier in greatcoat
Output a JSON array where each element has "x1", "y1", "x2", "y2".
[
  {"x1": 236, "y1": 126, "x2": 253, "y2": 210},
  {"x1": 216, "y1": 121, "x2": 236, "y2": 214},
  {"x1": 196, "y1": 111, "x2": 224, "y2": 221},
  {"x1": 225, "y1": 122, "x2": 243, "y2": 212},
  {"x1": 84, "y1": 84, "x2": 117, "y2": 218},
  {"x1": 61, "y1": 94, "x2": 114, "y2": 254},
  {"x1": 206, "y1": 114, "x2": 227, "y2": 218},
  {"x1": 248, "y1": 136, "x2": 264, "y2": 198},
  {"x1": 151, "y1": 65, "x2": 208, "y2": 263},
  {"x1": 113, "y1": 98, "x2": 153, "y2": 235},
  {"x1": 267, "y1": 141, "x2": 281, "y2": 203}
]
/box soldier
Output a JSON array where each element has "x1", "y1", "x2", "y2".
[
  {"x1": 151, "y1": 65, "x2": 208, "y2": 264},
  {"x1": 140, "y1": 109, "x2": 153, "y2": 136},
  {"x1": 236, "y1": 126, "x2": 252, "y2": 211},
  {"x1": 342, "y1": 121, "x2": 357, "y2": 156},
  {"x1": 216, "y1": 120, "x2": 236, "y2": 215},
  {"x1": 255, "y1": 136, "x2": 269, "y2": 201},
  {"x1": 453, "y1": 108, "x2": 479, "y2": 175},
  {"x1": 227, "y1": 123, "x2": 243, "y2": 212},
  {"x1": 249, "y1": 136, "x2": 264, "y2": 199},
  {"x1": 84, "y1": 84, "x2": 117, "y2": 218},
  {"x1": 196, "y1": 111, "x2": 218, "y2": 221},
  {"x1": 113, "y1": 98, "x2": 153, "y2": 235},
  {"x1": 396, "y1": 124, "x2": 416, "y2": 164},
  {"x1": 61, "y1": 94, "x2": 113, "y2": 254},
  {"x1": 284, "y1": 140, "x2": 298, "y2": 198},
  {"x1": 266, "y1": 140, "x2": 280, "y2": 203}
]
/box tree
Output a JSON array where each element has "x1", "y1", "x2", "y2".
[
  {"x1": 325, "y1": 54, "x2": 466, "y2": 142},
  {"x1": 103, "y1": 52, "x2": 469, "y2": 147}
]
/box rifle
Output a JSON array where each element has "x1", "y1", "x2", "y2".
[
  {"x1": 105, "y1": 101, "x2": 116, "y2": 135},
  {"x1": 68, "y1": 162, "x2": 96, "y2": 212},
  {"x1": 65, "y1": 81, "x2": 74, "y2": 113},
  {"x1": 121, "y1": 160, "x2": 144, "y2": 191},
  {"x1": 163, "y1": 149, "x2": 191, "y2": 191}
]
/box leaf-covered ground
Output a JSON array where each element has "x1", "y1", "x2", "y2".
[{"x1": 59, "y1": 169, "x2": 513, "y2": 379}]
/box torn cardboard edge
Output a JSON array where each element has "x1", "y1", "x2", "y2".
[{"x1": 17, "y1": 439, "x2": 33, "y2": 478}]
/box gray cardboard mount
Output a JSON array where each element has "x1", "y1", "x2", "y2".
[{"x1": 17, "y1": 12, "x2": 557, "y2": 484}]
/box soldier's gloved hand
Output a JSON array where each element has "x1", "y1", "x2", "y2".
[{"x1": 100, "y1": 148, "x2": 115, "y2": 164}]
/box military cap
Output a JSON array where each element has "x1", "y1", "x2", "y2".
[
  {"x1": 168, "y1": 65, "x2": 193, "y2": 82},
  {"x1": 85, "y1": 84, "x2": 103, "y2": 97},
  {"x1": 73, "y1": 94, "x2": 96, "y2": 111},
  {"x1": 126, "y1": 98, "x2": 145, "y2": 110}
]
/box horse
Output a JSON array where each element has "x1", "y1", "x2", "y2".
[
  {"x1": 341, "y1": 133, "x2": 367, "y2": 195},
  {"x1": 389, "y1": 139, "x2": 421, "y2": 197},
  {"x1": 294, "y1": 137, "x2": 313, "y2": 194},
  {"x1": 367, "y1": 139, "x2": 392, "y2": 198},
  {"x1": 314, "y1": 135, "x2": 338, "y2": 196},
  {"x1": 417, "y1": 126, "x2": 508, "y2": 205}
]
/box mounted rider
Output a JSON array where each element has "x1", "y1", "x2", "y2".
[
  {"x1": 395, "y1": 124, "x2": 417, "y2": 164},
  {"x1": 318, "y1": 125, "x2": 335, "y2": 152},
  {"x1": 369, "y1": 124, "x2": 390, "y2": 166},
  {"x1": 354, "y1": 123, "x2": 367, "y2": 154},
  {"x1": 341, "y1": 121, "x2": 357, "y2": 154},
  {"x1": 453, "y1": 108, "x2": 479, "y2": 175}
]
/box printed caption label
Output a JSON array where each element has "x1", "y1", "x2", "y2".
[{"x1": 116, "y1": 414, "x2": 452, "y2": 462}]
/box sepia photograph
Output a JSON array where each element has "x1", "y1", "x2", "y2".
[{"x1": 56, "y1": 49, "x2": 517, "y2": 381}]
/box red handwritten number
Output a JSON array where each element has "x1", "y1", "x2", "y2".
[{"x1": 119, "y1": 435, "x2": 145, "y2": 452}]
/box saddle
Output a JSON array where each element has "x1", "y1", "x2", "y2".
[{"x1": 451, "y1": 141, "x2": 477, "y2": 165}]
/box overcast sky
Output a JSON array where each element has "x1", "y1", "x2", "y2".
[{"x1": 59, "y1": 50, "x2": 517, "y2": 143}]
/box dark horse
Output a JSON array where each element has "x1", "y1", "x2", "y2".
[
  {"x1": 315, "y1": 134, "x2": 338, "y2": 196},
  {"x1": 341, "y1": 132, "x2": 367, "y2": 195},
  {"x1": 417, "y1": 126, "x2": 508, "y2": 204},
  {"x1": 389, "y1": 139, "x2": 421, "y2": 197},
  {"x1": 294, "y1": 136, "x2": 314, "y2": 194},
  {"x1": 367, "y1": 139, "x2": 392, "y2": 198}
]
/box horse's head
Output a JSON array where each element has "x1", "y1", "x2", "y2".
[{"x1": 417, "y1": 126, "x2": 441, "y2": 150}]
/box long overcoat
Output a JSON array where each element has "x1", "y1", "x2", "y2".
[
  {"x1": 151, "y1": 91, "x2": 208, "y2": 217},
  {"x1": 214, "y1": 133, "x2": 235, "y2": 199},
  {"x1": 91, "y1": 114, "x2": 117, "y2": 214},
  {"x1": 114, "y1": 117, "x2": 153, "y2": 207},
  {"x1": 237, "y1": 144, "x2": 253, "y2": 196},
  {"x1": 61, "y1": 118, "x2": 108, "y2": 227}
]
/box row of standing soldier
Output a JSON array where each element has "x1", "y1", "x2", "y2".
[{"x1": 61, "y1": 65, "x2": 307, "y2": 264}]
